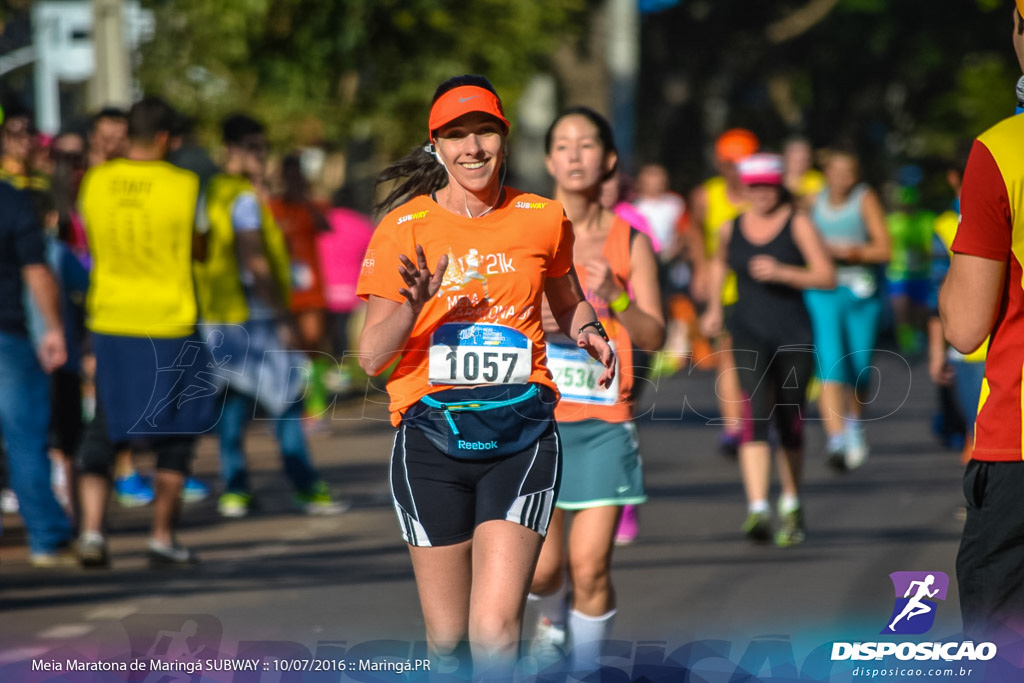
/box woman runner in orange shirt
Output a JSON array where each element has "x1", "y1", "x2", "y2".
[{"x1": 356, "y1": 75, "x2": 614, "y2": 677}]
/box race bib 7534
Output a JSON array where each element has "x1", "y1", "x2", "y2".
[{"x1": 547, "y1": 340, "x2": 619, "y2": 405}]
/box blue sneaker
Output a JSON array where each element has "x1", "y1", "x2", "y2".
[
  {"x1": 114, "y1": 472, "x2": 154, "y2": 507},
  {"x1": 181, "y1": 477, "x2": 210, "y2": 503}
]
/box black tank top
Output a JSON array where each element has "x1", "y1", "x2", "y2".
[{"x1": 726, "y1": 211, "x2": 813, "y2": 348}]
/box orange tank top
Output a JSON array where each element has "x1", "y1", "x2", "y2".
[{"x1": 550, "y1": 215, "x2": 634, "y2": 423}]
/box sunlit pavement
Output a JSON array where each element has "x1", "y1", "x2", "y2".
[{"x1": 0, "y1": 348, "x2": 967, "y2": 673}]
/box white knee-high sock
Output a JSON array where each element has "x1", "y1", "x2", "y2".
[{"x1": 567, "y1": 608, "x2": 616, "y2": 674}]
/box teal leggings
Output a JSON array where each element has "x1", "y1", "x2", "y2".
[{"x1": 804, "y1": 286, "x2": 883, "y2": 390}]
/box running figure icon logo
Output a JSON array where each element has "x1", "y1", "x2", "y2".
[{"x1": 882, "y1": 571, "x2": 949, "y2": 635}]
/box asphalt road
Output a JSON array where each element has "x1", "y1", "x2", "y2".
[{"x1": 0, "y1": 350, "x2": 982, "y2": 681}]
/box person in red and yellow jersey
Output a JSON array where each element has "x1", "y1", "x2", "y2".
[
  {"x1": 357, "y1": 75, "x2": 613, "y2": 677},
  {"x1": 939, "y1": 2, "x2": 1024, "y2": 641}
]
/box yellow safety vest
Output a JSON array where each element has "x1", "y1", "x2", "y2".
[
  {"x1": 703, "y1": 176, "x2": 746, "y2": 306},
  {"x1": 195, "y1": 173, "x2": 292, "y2": 323},
  {"x1": 79, "y1": 159, "x2": 199, "y2": 337}
]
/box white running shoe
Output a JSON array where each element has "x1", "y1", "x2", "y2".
[
  {"x1": 531, "y1": 617, "x2": 567, "y2": 666},
  {"x1": 844, "y1": 424, "x2": 869, "y2": 470},
  {"x1": 0, "y1": 488, "x2": 18, "y2": 514}
]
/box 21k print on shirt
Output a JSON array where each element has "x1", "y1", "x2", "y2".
[{"x1": 356, "y1": 191, "x2": 574, "y2": 424}]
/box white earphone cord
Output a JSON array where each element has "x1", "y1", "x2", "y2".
[{"x1": 432, "y1": 143, "x2": 506, "y2": 218}]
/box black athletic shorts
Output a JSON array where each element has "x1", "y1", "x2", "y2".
[
  {"x1": 49, "y1": 368, "x2": 83, "y2": 455},
  {"x1": 389, "y1": 421, "x2": 561, "y2": 547},
  {"x1": 957, "y1": 459, "x2": 1024, "y2": 640}
]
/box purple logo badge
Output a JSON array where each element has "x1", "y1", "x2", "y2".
[{"x1": 882, "y1": 571, "x2": 949, "y2": 635}]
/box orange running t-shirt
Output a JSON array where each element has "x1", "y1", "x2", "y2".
[
  {"x1": 356, "y1": 189, "x2": 574, "y2": 426},
  {"x1": 267, "y1": 197, "x2": 327, "y2": 311},
  {"x1": 549, "y1": 216, "x2": 635, "y2": 424}
]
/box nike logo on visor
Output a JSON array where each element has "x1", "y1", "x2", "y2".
[{"x1": 459, "y1": 95, "x2": 480, "y2": 103}]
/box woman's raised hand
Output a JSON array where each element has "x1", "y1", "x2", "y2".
[{"x1": 397, "y1": 245, "x2": 449, "y2": 315}]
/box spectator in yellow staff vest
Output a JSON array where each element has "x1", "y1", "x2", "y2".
[
  {"x1": 75, "y1": 97, "x2": 210, "y2": 568},
  {"x1": 196, "y1": 114, "x2": 345, "y2": 520}
]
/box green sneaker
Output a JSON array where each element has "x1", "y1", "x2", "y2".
[
  {"x1": 775, "y1": 508, "x2": 806, "y2": 548},
  {"x1": 217, "y1": 492, "x2": 252, "y2": 518},
  {"x1": 295, "y1": 481, "x2": 348, "y2": 516},
  {"x1": 742, "y1": 511, "x2": 772, "y2": 544}
]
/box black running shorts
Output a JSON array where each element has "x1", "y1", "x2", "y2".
[{"x1": 389, "y1": 421, "x2": 561, "y2": 547}]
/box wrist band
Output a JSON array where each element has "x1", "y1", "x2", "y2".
[
  {"x1": 578, "y1": 320, "x2": 610, "y2": 342},
  {"x1": 609, "y1": 291, "x2": 631, "y2": 314}
]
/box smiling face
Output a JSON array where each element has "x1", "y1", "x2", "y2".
[
  {"x1": 433, "y1": 111, "x2": 506, "y2": 195},
  {"x1": 545, "y1": 114, "x2": 613, "y2": 194}
]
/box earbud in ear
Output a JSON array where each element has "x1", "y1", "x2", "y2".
[{"x1": 423, "y1": 143, "x2": 437, "y2": 157}]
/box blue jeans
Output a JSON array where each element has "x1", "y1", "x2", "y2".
[
  {"x1": 217, "y1": 389, "x2": 317, "y2": 495},
  {"x1": 0, "y1": 331, "x2": 71, "y2": 554}
]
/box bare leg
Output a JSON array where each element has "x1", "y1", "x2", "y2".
[
  {"x1": 739, "y1": 441, "x2": 772, "y2": 506},
  {"x1": 846, "y1": 385, "x2": 864, "y2": 420},
  {"x1": 531, "y1": 508, "x2": 566, "y2": 596},
  {"x1": 819, "y1": 381, "x2": 846, "y2": 439},
  {"x1": 469, "y1": 520, "x2": 544, "y2": 674},
  {"x1": 151, "y1": 470, "x2": 185, "y2": 546},
  {"x1": 408, "y1": 539, "x2": 473, "y2": 659},
  {"x1": 716, "y1": 338, "x2": 744, "y2": 428},
  {"x1": 78, "y1": 473, "x2": 110, "y2": 535},
  {"x1": 114, "y1": 448, "x2": 136, "y2": 478},
  {"x1": 776, "y1": 447, "x2": 803, "y2": 500},
  {"x1": 566, "y1": 506, "x2": 620, "y2": 616}
]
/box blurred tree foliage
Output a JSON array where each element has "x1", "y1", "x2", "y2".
[
  {"x1": 636, "y1": 0, "x2": 1018, "y2": 200},
  {"x1": 137, "y1": 0, "x2": 1020, "y2": 208},
  {"x1": 137, "y1": 0, "x2": 585, "y2": 156}
]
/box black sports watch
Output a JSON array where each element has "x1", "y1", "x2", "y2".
[{"x1": 578, "y1": 320, "x2": 610, "y2": 342}]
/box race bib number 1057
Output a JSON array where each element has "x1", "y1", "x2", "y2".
[{"x1": 429, "y1": 323, "x2": 532, "y2": 385}]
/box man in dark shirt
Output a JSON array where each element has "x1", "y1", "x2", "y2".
[{"x1": 0, "y1": 180, "x2": 72, "y2": 566}]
